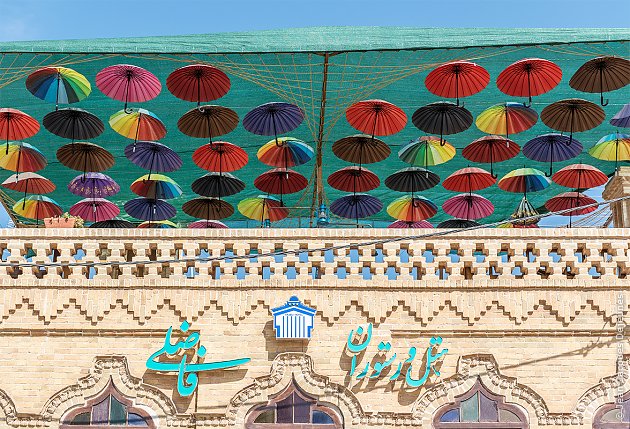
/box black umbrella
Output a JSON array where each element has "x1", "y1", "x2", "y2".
[
  {"x1": 191, "y1": 173, "x2": 246, "y2": 198},
  {"x1": 437, "y1": 219, "x2": 480, "y2": 228},
  {"x1": 43, "y1": 107, "x2": 104, "y2": 141},
  {"x1": 412, "y1": 102, "x2": 473, "y2": 145},
  {"x1": 183, "y1": 197, "x2": 234, "y2": 220},
  {"x1": 385, "y1": 167, "x2": 440, "y2": 192},
  {"x1": 90, "y1": 219, "x2": 135, "y2": 228}
]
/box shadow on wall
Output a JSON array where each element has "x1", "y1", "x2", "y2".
[{"x1": 263, "y1": 320, "x2": 310, "y2": 361}]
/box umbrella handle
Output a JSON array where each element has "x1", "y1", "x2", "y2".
[{"x1": 601, "y1": 93, "x2": 609, "y2": 106}]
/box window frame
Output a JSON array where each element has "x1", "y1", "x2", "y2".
[{"x1": 592, "y1": 391, "x2": 630, "y2": 429}]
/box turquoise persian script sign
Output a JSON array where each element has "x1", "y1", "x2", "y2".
[
  {"x1": 346, "y1": 323, "x2": 448, "y2": 387},
  {"x1": 146, "y1": 321, "x2": 251, "y2": 396}
]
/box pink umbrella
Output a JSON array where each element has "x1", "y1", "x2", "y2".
[
  {"x1": 69, "y1": 198, "x2": 119, "y2": 222},
  {"x1": 188, "y1": 220, "x2": 228, "y2": 229},
  {"x1": 96, "y1": 64, "x2": 161, "y2": 112},
  {"x1": 443, "y1": 194, "x2": 494, "y2": 220},
  {"x1": 388, "y1": 220, "x2": 433, "y2": 228}
]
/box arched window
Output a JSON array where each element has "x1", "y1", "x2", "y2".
[
  {"x1": 245, "y1": 381, "x2": 343, "y2": 428},
  {"x1": 593, "y1": 392, "x2": 630, "y2": 429},
  {"x1": 60, "y1": 382, "x2": 156, "y2": 429},
  {"x1": 434, "y1": 379, "x2": 528, "y2": 428}
]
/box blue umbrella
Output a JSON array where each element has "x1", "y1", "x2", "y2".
[
  {"x1": 124, "y1": 198, "x2": 176, "y2": 221},
  {"x1": 243, "y1": 102, "x2": 304, "y2": 146},
  {"x1": 611, "y1": 103, "x2": 630, "y2": 128},
  {"x1": 124, "y1": 141, "x2": 182, "y2": 178},
  {"x1": 330, "y1": 194, "x2": 382, "y2": 226},
  {"x1": 523, "y1": 133, "x2": 582, "y2": 176}
]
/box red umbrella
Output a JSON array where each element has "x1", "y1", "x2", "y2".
[
  {"x1": 552, "y1": 164, "x2": 608, "y2": 190},
  {"x1": 327, "y1": 166, "x2": 380, "y2": 192},
  {"x1": 166, "y1": 64, "x2": 230, "y2": 106},
  {"x1": 70, "y1": 198, "x2": 120, "y2": 222},
  {"x1": 254, "y1": 168, "x2": 308, "y2": 202},
  {"x1": 443, "y1": 194, "x2": 494, "y2": 220},
  {"x1": 425, "y1": 61, "x2": 490, "y2": 106},
  {"x1": 0, "y1": 108, "x2": 40, "y2": 154},
  {"x1": 2, "y1": 172, "x2": 55, "y2": 194},
  {"x1": 462, "y1": 135, "x2": 520, "y2": 177},
  {"x1": 442, "y1": 167, "x2": 495, "y2": 192},
  {"x1": 545, "y1": 191, "x2": 597, "y2": 227},
  {"x1": 96, "y1": 64, "x2": 161, "y2": 112},
  {"x1": 188, "y1": 219, "x2": 228, "y2": 229},
  {"x1": 497, "y1": 58, "x2": 562, "y2": 106},
  {"x1": 346, "y1": 100, "x2": 407, "y2": 137},
  {"x1": 192, "y1": 141, "x2": 248, "y2": 173}
]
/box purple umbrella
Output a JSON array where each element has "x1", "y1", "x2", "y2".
[
  {"x1": 388, "y1": 220, "x2": 433, "y2": 228},
  {"x1": 243, "y1": 102, "x2": 304, "y2": 146},
  {"x1": 611, "y1": 103, "x2": 630, "y2": 128},
  {"x1": 124, "y1": 197, "x2": 176, "y2": 221},
  {"x1": 330, "y1": 193, "x2": 382, "y2": 226},
  {"x1": 124, "y1": 141, "x2": 182, "y2": 179},
  {"x1": 443, "y1": 194, "x2": 494, "y2": 220},
  {"x1": 522, "y1": 133, "x2": 583, "y2": 176},
  {"x1": 68, "y1": 172, "x2": 120, "y2": 198}
]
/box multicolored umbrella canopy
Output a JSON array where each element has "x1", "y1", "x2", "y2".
[
  {"x1": 25, "y1": 66, "x2": 91, "y2": 109},
  {"x1": 498, "y1": 168, "x2": 551, "y2": 194},
  {"x1": 243, "y1": 102, "x2": 304, "y2": 145},
  {"x1": 67, "y1": 172, "x2": 120, "y2": 198},
  {"x1": 384, "y1": 167, "x2": 440, "y2": 192},
  {"x1": 130, "y1": 174, "x2": 182, "y2": 199},
  {"x1": 327, "y1": 166, "x2": 380, "y2": 192},
  {"x1": 386, "y1": 195, "x2": 437, "y2": 222},
  {"x1": 238, "y1": 195, "x2": 288, "y2": 223},
  {"x1": 541, "y1": 98, "x2": 605, "y2": 143},
  {"x1": 254, "y1": 168, "x2": 308, "y2": 200},
  {"x1": 496, "y1": 58, "x2": 562, "y2": 105},
  {"x1": 188, "y1": 219, "x2": 228, "y2": 229},
  {"x1": 331, "y1": 194, "x2": 383, "y2": 222},
  {"x1": 56, "y1": 142, "x2": 115, "y2": 173},
  {"x1": 398, "y1": 136, "x2": 456, "y2": 169},
  {"x1": 138, "y1": 220, "x2": 178, "y2": 229},
  {"x1": 588, "y1": 132, "x2": 630, "y2": 170},
  {"x1": 13, "y1": 195, "x2": 62, "y2": 222},
  {"x1": 191, "y1": 172, "x2": 246, "y2": 198},
  {"x1": 569, "y1": 56, "x2": 630, "y2": 106},
  {"x1": 0, "y1": 109, "x2": 40, "y2": 154},
  {"x1": 96, "y1": 64, "x2": 161, "y2": 112},
  {"x1": 70, "y1": 198, "x2": 120, "y2": 222},
  {"x1": 184, "y1": 197, "x2": 235, "y2": 220},
  {"x1": 257, "y1": 138, "x2": 314, "y2": 168},
  {"x1": 509, "y1": 196, "x2": 540, "y2": 226},
  {"x1": 109, "y1": 108, "x2": 167, "y2": 142},
  {"x1": 124, "y1": 197, "x2": 176, "y2": 221},
  {"x1": 437, "y1": 219, "x2": 480, "y2": 228},
  {"x1": 346, "y1": 99, "x2": 407, "y2": 137},
  {"x1": 192, "y1": 141, "x2": 248, "y2": 173},
  {"x1": 462, "y1": 135, "x2": 520, "y2": 177},
  {"x1": 552, "y1": 164, "x2": 608, "y2": 190},
  {"x1": 425, "y1": 61, "x2": 489, "y2": 105},
  {"x1": 475, "y1": 102, "x2": 538, "y2": 138},
  {"x1": 522, "y1": 133, "x2": 583, "y2": 176},
  {"x1": 2, "y1": 172, "x2": 55, "y2": 200},
  {"x1": 545, "y1": 191, "x2": 598, "y2": 226},
  {"x1": 124, "y1": 141, "x2": 182, "y2": 176},
  {"x1": 442, "y1": 167, "x2": 495, "y2": 192},
  {"x1": 331, "y1": 134, "x2": 391, "y2": 165},
  {"x1": 43, "y1": 107, "x2": 104, "y2": 141},
  {"x1": 611, "y1": 103, "x2": 630, "y2": 128},
  {"x1": 90, "y1": 219, "x2": 135, "y2": 228},
  {"x1": 412, "y1": 102, "x2": 473, "y2": 144},
  {"x1": 0, "y1": 142, "x2": 47, "y2": 175},
  {"x1": 443, "y1": 194, "x2": 494, "y2": 220},
  {"x1": 388, "y1": 220, "x2": 433, "y2": 229},
  {"x1": 177, "y1": 105, "x2": 239, "y2": 141},
  {"x1": 166, "y1": 64, "x2": 231, "y2": 106}
]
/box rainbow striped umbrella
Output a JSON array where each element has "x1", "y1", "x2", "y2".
[
  {"x1": 498, "y1": 168, "x2": 551, "y2": 195},
  {"x1": 13, "y1": 195, "x2": 62, "y2": 223},
  {"x1": 588, "y1": 132, "x2": 630, "y2": 170},
  {"x1": 386, "y1": 195, "x2": 437, "y2": 222},
  {"x1": 70, "y1": 198, "x2": 120, "y2": 222},
  {"x1": 443, "y1": 194, "x2": 494, "y2": 220},
  {"x1": 257, "y1": 137, "x2": 314, "y2": 168},
  {"x1": 26, "y1": 66, "x2": 91, "y2": 110},
  {"x1": 109, "y1": 108, "x2": 166, "y2": 143},
  {"x1": 398, "y1": 136, "x2": 455, "y2": 169},
  {"x1": 476, "y1": 102, "x2": 538, "y2": 139},
  {"x1": 238, "y1": 195, "x2": 288, "y2": 224},
  {"x1": 0, "y1": 142, "x2": 47, "y2": 175},
  {"x1": 138, "y1": 220, "x2": 178, "y2": 229},
  {"x1": 130, "y1": 174, "x2": 182, "y2": 199}
]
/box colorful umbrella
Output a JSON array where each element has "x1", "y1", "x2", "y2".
[
  {"x1": 130, "y1": 174, "x2": 182, "y2": 199},
  {"x1": 443, "y1": 194, "x2": 494, "y2": 220},
  {"x1": 191, "y1": 173, "x2": 246, "y2": 198},
  {"x1": 611, "y1": 103, "x2": 630, "y2": 128},
  {"x1": 498, "y1": 168, "x2": 551, "y2": 195},
  {"x1": 545, "y1": 191, "x2": 597, "y2": 226},
  {"x1": 90, "y1": 219, "x2": 135, "y2": 228},
  {"x1": 13, "y1": 195, "x2": 62, "y2": 223},
  {"x1": 346, "y1": 99, "x2": 407, "y2": 137},
  {"x1": 386, "y1": 195, "x2": 437, "y2": 222},
  {"x1": 68, "y1": 172, "x2": 120, "y2": 198},
  {"x1": 193, "y1": 141, "x2": 248, "y2": 173},
  {"x1": 388, "y1": 220, "x2": 433, "y2": 228},
  {"x1": 0, "y1": 142, "x2": 47, "y2": 175},
  {"x1": 188, "y1": 219, "x2": 228, "y2": 229},
  {"x1": 327, "y1": 166, "x2": 380, "y2": 192},
  {"x1": 331, "y1": 194, "x2": 383, "y2": 223},
  {"x1": 331, "y1": 134, "x2": 390, "y2": 165},
  {"x1": 2, "y1": 172, "x2": 55, "y2": 203},
  {"x1": 398, "y1": 136, "x2": 455, "y2": 169},
  {"x1": 57, "y1": 142, "x2": 114, "y2": 174},
  {"x1": 238, "y1": 195, "x2": 288, "y2": 224},
  {"x1": 437, "y1": 219, "x2": 480, "y2": 228},
  {"x1": 124, "y1": 198, "x2": 176, "y2": 221},
  {"x1": 385, "y1": 167, "x2": 440, "y2": 192},
  {"x1": 70, "y1": 198, "x2": 120, "y2": 222},
  {"x1": 425, "y1": 61, "x2": 489, "y2": 105},
  {"x1": 541, "y1": 98, "x2": 605, "y2": 144},
  {"x1": 184, "y1": 197, "x2": 234, "y2": 220},
  {"x1": 254, "y1": 168, "x2": 308, "y2": 201},
  {"x1": 509, "y1": 196, "x2": 540, "y2": 226},
  {"x1": 522, "y1": 133, "x2": 583, "y2": 176},
  {"x1": 588, "y1": 132, "x2": 630, "y2": 170},
  {"x1": 109, "y1": 108, "x2": 167, "y2": 144},
  {"x1": 243, "y1": 102, "x2": 304, "y2": 146},
  {"x1": 25, "y1": 66, "x2": 91, "y2": 110},
  {"x1": 0, "y1": 108, "x2": 39, "y2": 154},
  {"x1": 257, "y1": 137, "x2": 314, "y2": 168},
  {"x1": 569, "y1": 56, "x2": 630, "y2": 106},
  {"x1": 96, "y1": 64, "x2": 161, "y2": 112},
  {"x1": 475, "y1": 102, "x2": 538, "y2": 139},
  {"x1": 442, "y1": 167, "x2": 495, "y2": 192},
  {"x1": 552, "y1": 164, "x2": 608, "y2": 190},
  {"x1": 124, "y1": 141, "x2": 182, "y2": 177},
  {"x1": 412, "y1": 102, "x2": 473, "y2": 144},
  {"x1": 496, "y1": 58, "x2": 562, "y2": 105},
  {"x1": 43, "y1": 108, "x2": 104, "y2": 141},
  {"x1": 138, "y1": 220, "x2": 178, "y2": 229},
  {"x1": 166, "y1": 64, "x2": 231, "y2": 106},
  {"x1": 462, "y1": 135, "x2": 520, "y2": 177},
  {"x1": 177, "y1": 105, "x2": 239, "y2": 142}
]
